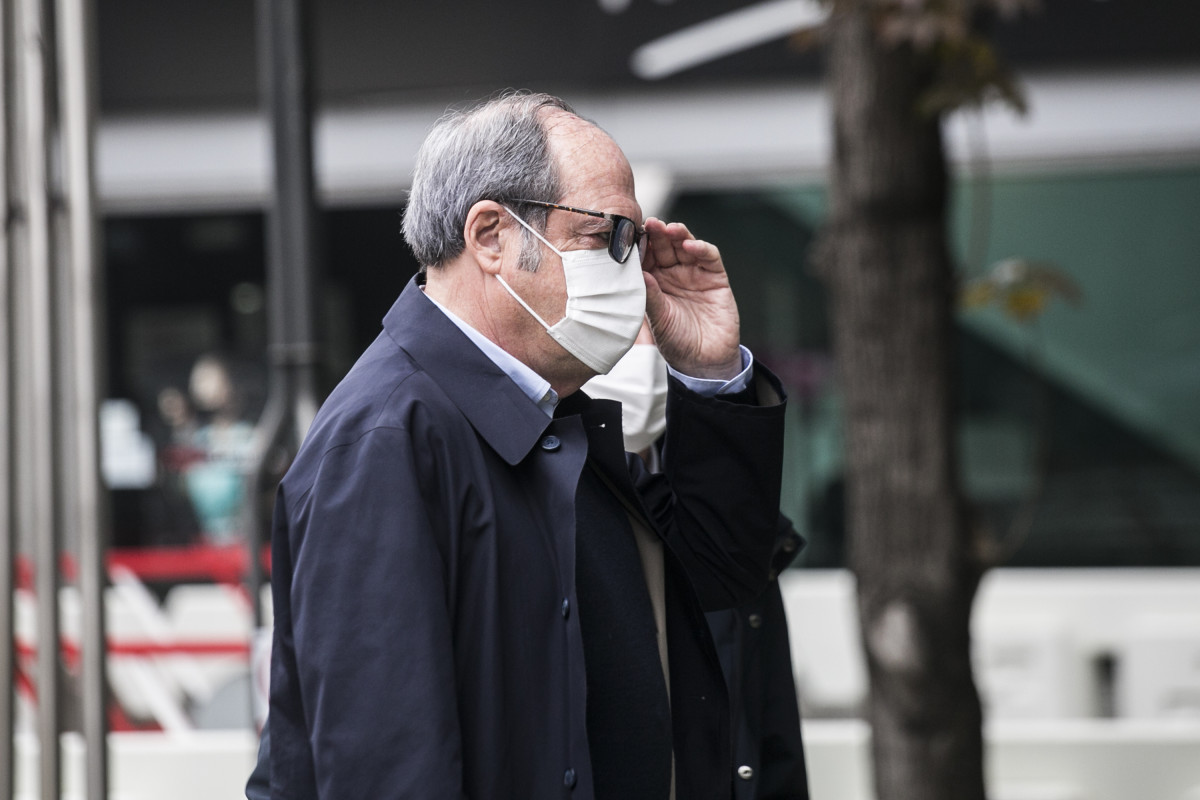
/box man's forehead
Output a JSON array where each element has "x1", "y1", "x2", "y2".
[
  {"x1": 541, "y1": 111, "x2": 636, "y2": 210},
  {"x1": 543, "y1": 111, "x2": 616, "y2": 156}
]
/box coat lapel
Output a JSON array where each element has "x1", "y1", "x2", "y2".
[{"x1": 383, "y1": 276, "x2": 552, "y2": 466}]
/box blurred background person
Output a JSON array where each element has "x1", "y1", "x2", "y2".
[
  {"x1": 150, "y1": 385, "x2": 206, "y2": 545},
  {"x1": 184, "y1": 352, "x2": 256, "y2": 543}
]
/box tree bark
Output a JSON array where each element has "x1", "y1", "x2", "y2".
[{"x1": 815, "y1": 4, "x2": 988, "y2": 800}]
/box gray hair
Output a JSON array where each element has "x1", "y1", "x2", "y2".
[{"x1": 402, "y1": 91, "x2": 576, "y2": 271}]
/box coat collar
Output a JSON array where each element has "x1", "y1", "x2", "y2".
[{"x1": 383, "y1": 275, "x2": 553, "y2": 466}]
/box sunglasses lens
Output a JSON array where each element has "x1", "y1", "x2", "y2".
[{"x1": 611, "y1": 218, "x2": 637, "y2": 263}]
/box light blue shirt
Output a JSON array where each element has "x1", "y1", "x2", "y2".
[{"x1": 425, "y1": 292, "x2": 755, "y2": 417}]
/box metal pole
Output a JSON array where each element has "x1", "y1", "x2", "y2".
[
  {"x1": 262, "y1": 0, "x2": 321, "y2": 442},
  {"x1": 1, "y1": 0, "x2": 19, "y2": 793},
  {"x1": 16, "y1": 0, "x2": 63, "y2": 794},
  {"x1": 248, "y1": 0, "x2": 321, "y2": 629},
  {"x1": 57, "y1": 0, "x2": 109, "y2": 794}
]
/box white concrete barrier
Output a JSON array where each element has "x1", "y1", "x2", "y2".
[
  {"x1": 973, "y1": 612, "x2": 1090, "y2": 719},
  {"x1": 801, "y1": 719, "x2": 1200, "y2": 800},
  {"x1": 1118, "y1": 614, "x2": 1200, "y2": 719},
  {"x1": 16, "y1": 731, "x2": 258, "y2": 800},
  {"x1": 987, "y1": 719, "x2": 1200, "y2": 800},
  {"x1": 779, "y1": 568, "x2": 1200, "y2": 720},
  {"x1": 15, "y1": 722, "x2": 1199, "y2": 800},
  {"x1": 777, "y1": 569, "x2": 867, "y2": 714}
]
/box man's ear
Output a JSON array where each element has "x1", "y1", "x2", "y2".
[{"x1": 463, "y1": 200, "x2": 510, "y2": 276}]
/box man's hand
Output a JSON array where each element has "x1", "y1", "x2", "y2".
[{"x1": 641, "y1": 218, "x2": 742, "y2": 380}]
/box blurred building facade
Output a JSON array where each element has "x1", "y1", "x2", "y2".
[{"x1": 91, "y1": 0, "x2": 1200, "y2": 568}]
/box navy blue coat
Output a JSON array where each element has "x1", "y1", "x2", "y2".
[{"x1": 267, "y1": 277, "x2": 787, "y2": 799}]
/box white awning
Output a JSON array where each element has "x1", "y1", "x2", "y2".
[{"x1": 96, "y1": 66, "x2": 1200, "y2": 214}]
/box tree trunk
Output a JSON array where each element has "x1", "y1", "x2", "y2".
[{"x1": 815, "y1": 4, "x2": 988, "y2": 800}]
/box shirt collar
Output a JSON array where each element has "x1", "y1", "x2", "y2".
[{"x1": 423, "y1": 291, "x2": 559, "y2": 417}]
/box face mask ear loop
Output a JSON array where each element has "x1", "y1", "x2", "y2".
[
  {"x1": 495, "y1": 275, "x2": 555, "y2": 331},
  {"x1": 500, "y1": 203, "x2": 565, "y2": 257}
]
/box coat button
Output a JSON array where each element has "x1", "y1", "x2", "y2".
[
  {"x1": 540, "y1": 434, "x2": 561, "y2": 452},
  {"x1": 737, "y1": 765, "x2": 754, "y2": 781},
  {"x1": 747, "y1": 613, "x2": 763, "y2": 629},
  {"x1": 564, "y1": 768, "x2": 577, "y2": 789},
  {"x1": 561, "y1": 598, "x2": 570, "y2": 619}
]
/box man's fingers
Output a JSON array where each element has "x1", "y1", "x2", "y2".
[
  {"x1": 642, "y1": 271, "x2": 668, "y2": 327},
  {"x1": 646, "y1": 219, "x2": 697, "y2": 259},
  {"x1": 645, "y1": 217, "x2": 678, "y2": 268},
  {"x1": 664, "y1": 221, "x2": 695, "y2": 240},
  {"x1": 645, "y1": 219, "x2": 725, "y2": 273},
  {"x1": 680, "y1": 237, "x2": 721, "y2": 268}
]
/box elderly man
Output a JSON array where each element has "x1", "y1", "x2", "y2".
[{"x1": 264, "y1": 91, "x2": 787, "y2": 800}]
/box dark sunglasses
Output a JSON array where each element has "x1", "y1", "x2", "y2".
[{"x1": 509, "y1": 199, "x2": 646, "y2": 264}]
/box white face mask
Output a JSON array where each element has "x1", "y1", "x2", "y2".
[
  {"x1": 496, "y1": 205, "x2": 647, "y2": 375},
  {"x1": 583, "y1": 344, "x2": 669, "y2": 454}
]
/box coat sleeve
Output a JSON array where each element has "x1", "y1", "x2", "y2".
[
  {"x1": 269, "y1": 425, "x2": 466, "y2": 800},
  {"x1": 641, "y1": 362, "x2": 788, "y2": 611}
]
